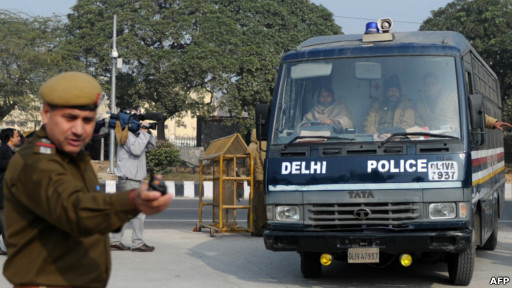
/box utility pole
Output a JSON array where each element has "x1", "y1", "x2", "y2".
[{"x1": 108, "y1": 15, "x2": 118, "y2": 173}]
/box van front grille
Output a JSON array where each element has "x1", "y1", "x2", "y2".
[{"x1": 306, "y1": 202, "x2": 420, "y2": 227}]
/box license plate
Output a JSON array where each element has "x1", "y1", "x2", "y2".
[
  {"x1": 428, "y1": 161, "x2": 458, "y2": 181},
  {"x1": 347, "y1": 247, "x2": 379, "y2": 263}
]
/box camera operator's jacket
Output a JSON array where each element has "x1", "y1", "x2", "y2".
[
  {"x1": 115, "y1": 130, "x2": 156, "y2": 181},
  {"x1": 2, "y1": 126, "x2": 139, "y2": 288}
]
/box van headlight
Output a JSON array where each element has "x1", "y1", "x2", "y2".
[
  {"x1": 276, "y1": 206, "x2": 300, "y2": 221},
  {"x1": 429, "y1": 203, "x2": 456, "y2": 219}
]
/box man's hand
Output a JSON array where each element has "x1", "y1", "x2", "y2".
[
  {"x1": 132, "y1": 181, "x2": 173, "y2": 215},
  {"x1": 140, "y1": 121, "x2": 149, "y2": 133},
  {"x1": 374, "y1": 133, "x2": 391, "y2": 141},
  {"x1": 320, "y1": 118, "x2": 334, "y2": 125},
  {"x1": 494, "y1": 121, "x2": 512, "y2": 131}
]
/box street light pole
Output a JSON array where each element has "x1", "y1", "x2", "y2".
[{"x1": 108, "y1": 14, "x2": 118, "y2": 173}]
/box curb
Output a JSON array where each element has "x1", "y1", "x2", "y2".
[{"x1": 101, "y1": 180, "x2": 251, "y2": 199}]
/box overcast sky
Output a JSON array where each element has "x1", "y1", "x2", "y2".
[
  {"x1": 1, "y1": 0, "x2": 453, "y2": 34},
  {"x1": 312, "y1": 0, "x2": 453, "y2": 34}
]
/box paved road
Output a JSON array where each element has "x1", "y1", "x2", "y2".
[
  {"x1": 0, "y1": 199, "x2": 511, "y2": 287},
  {"x1": 145, "y1": 198, "x2": 250, "y2": 230}
]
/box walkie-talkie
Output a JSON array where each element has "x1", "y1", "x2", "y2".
[{"x1": 148, "y1": 167, "x2": 167, "y2": 195}]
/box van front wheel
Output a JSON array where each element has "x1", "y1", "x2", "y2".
[
  {"x1": 300, "y1": 252, "x2": 322, "y2": 278},
  {"x1": 447, "y1": 233, "x2": 475, "y2": 285}
]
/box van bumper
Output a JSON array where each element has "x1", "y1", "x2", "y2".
[{"x1": 263, "y1": 229, "x2": 472, "y2": 254}]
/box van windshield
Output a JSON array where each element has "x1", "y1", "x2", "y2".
[{"x1": 271, "y1": 56, "x2": 460, "y2": 145}]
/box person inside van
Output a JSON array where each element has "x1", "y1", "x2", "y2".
[
  {"x1": 302, "y1": 86, "x2": 353, "y2": 132},
  {"x1": 415, "y1": 72, "x2": 511, "y2": 131},
  {"x1": 364, "y1": 74, "x2": 415, "y2": 137},
  {"x1": 414, "y1": 72, "x2": 459, "y2": 131}
]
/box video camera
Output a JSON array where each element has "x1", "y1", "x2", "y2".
[{"x1": 108, "y1": 110, "x2": 163, "y2": 133}]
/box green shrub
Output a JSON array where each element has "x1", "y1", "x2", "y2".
[{"x1": 146, "y1": 141, "x2": 181, "y2": 175}]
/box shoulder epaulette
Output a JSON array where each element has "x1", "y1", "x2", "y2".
[{"x1": 34, "y1": 138, "x2": 56, "y2": 155}]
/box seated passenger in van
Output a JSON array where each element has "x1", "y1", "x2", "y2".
[
  {"x1": 364, "y1": 74, "x2": 415, "y2": 136},
  {"x1": 416, "y1": 72, "x2": 512, "y2": 132},
  {"x1": 415, "y1": 72, "x2": 458, "y2": 131},
  {"x1": 302, "y1": 87, "x2": 353, "y2": 132}
]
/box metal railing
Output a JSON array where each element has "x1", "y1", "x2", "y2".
[{"x1": 169, "y1": 135, "x2": 196, "y2": 147}]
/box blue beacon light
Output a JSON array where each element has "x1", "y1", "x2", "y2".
[{"x1": 365, "y1": 22, "x2": 379, "y2": 34}]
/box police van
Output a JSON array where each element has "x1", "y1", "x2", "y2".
[{"x1": 256, "y1": 18, "x2": 505, "y2": 286}]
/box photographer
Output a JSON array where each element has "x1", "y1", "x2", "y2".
[{"x1": 110, "y1": 110, "x2": 157, "y2": 252}]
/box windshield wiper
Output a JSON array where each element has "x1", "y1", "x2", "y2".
[
  {"x1": 284, "y1": 135, "x2": 355, "y2": 149},
  {"x1": 379, "y1": 132, "x2": 459, "y2": 147}
]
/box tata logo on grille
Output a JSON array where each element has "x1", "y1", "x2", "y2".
[
  {"x1": 348, "y1": 191, "x2": 375, "y2": 199},
  {"x1": 354, "y1": 208, "x2": 372, "y2": 220}
]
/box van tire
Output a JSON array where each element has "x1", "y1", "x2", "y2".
[
  {"x1": 300, "y1": 252, "x2": 322, "y2": 278},
  {"x1": 447, "y1": 232, "x2": 475, "y2": 286}
]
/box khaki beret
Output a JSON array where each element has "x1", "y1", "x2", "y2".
[{"x1": 39, "y1": 72, "x2": 102, "y2": 110}]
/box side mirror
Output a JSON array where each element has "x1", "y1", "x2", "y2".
[
  {"x1": 469, "y1": 94, "x2": 484, "y2": 128},
  {"x1": 468, "y1": 93, "x2": 485, "y2": 147},
  {"x1": 255, "y1": 103, "x2": 270, "y2": 141}
]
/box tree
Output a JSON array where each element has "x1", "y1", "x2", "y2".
[
  {"x1": 0, "y1": 11, "x2": 67, "y2": 121},
  {"x1": 62, "y1": 0, "x2": 340, "y2": 139},
  {"x1": 420, "y1": 0, "x2": 512, "y2": 123}
]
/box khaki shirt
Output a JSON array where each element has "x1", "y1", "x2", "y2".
[
  {"x1": 248, "y1": 130, "x2": 266, "y2": 181},
  {"x1": 416, "y1": 92, "x2": 499, "y2": 130},
  {"x1": 485, "y1": 115, "x2": 498, "y2": 129},
  {"x1": 364, "y1": 96, "x2": 415, "y2": 134},
  {"x1": 415, "y1": 91, "x2": 459, "y2": 129},
  {"x1": 3, "y1": 126, "x2": 138, "y2": 288}
]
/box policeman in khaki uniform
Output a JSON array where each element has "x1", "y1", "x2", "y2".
[
  {"x1": 248, "y1": 129, "x2": 267, "y2": 236},
  {"x1": 2, "y1": 72, "x2": 173, "y2": 288}
]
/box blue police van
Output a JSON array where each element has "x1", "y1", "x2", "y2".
[{"x1": 256, "y1": 19, "x2": 505, "y2": 285}]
